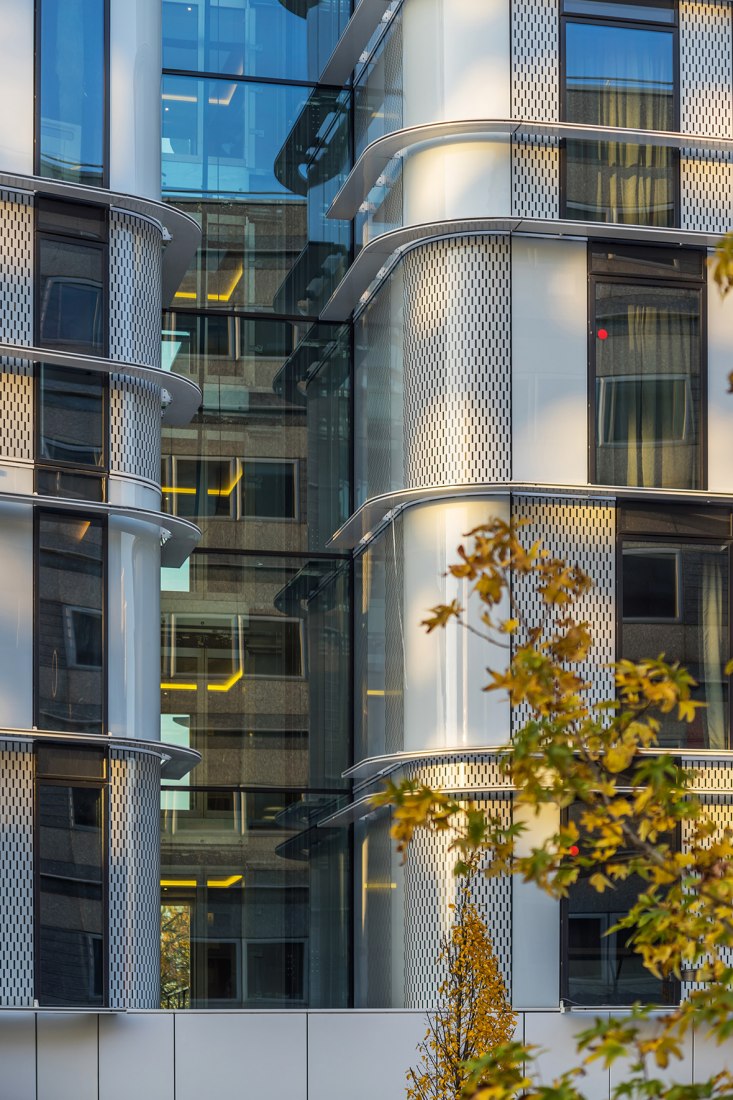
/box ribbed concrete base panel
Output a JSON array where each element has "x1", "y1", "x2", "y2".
[{"x1": 0, "y1": 1009, "x2": 726, "y2": 1100}]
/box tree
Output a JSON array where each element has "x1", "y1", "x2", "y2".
[
  {"x1": 406, "y1": 863, "x2": 517, "y2": 1100},
  {"x1": 373, "y1": 518, "x2": 733, "y2": 1100}
]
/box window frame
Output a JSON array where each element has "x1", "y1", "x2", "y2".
[
  {"x1": 587, "y1": 242, "x2": 707, "y2": 490},
  {"x1": 33, "y1": 745, "x2": 109, "y2": 1008},
  {"x1": 34, "y1": 364, "x2": 109, "y2": 501},
  {"x1": 615, "y1": 507, "x2": 733, "y2": 751},
  {"x1": 559, "y1": 1, "x2": 681, "y2": 227},
  {"x1": 560, "y1": 800, "x2": 681, "y2": 1008},
  {"x1": 33, "y1": 508, "x2": 108, "y2": 736},
  {"x1": 34, "y1": 0, "x2": 111, "y2": 188}
]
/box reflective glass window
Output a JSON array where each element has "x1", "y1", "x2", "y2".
[
  {"x1": 564, "y1": 804, "x2": 678, "y2": 1006},
  {"x1": 562, "y1": 9, "x2": 678, "y2": 225},
  {"x1": 38, "y1": 367, "x2": 105, "y2": 468},
  {"x1": 38, "y1": 0, "x2": 107, "y2": 186},
  {"x1": 621, "y1": 537, "x2": 729, "y2": 749},
  {"x1": 162, "y1": 314, "x2": 351, "y2": 552},
  {"x1": 162, "y1": 0, "x2": 349, "y2": 83},
  {"x1": 37, "y1": 781, "x2": 105, "y2": 1006},
  {"x1": 592, "y1": 277, "x2": 703, "y2": 489},
  {"x1": 36, "y1": 513, "x2": 105, "y2": 735}
]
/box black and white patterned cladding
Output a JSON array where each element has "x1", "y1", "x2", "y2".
[
  {"x1": 108, "y1": 374, "x2": 162, "y2": 485},
  {"x1": 512, "y1": 137, "x2": 560, "y2": 220},
  {"x1": 108, "y1": 749, "x2": 161, "y2": 1009},
  {"x1": 402, "y1": 236, "x2": 511, "y2": 488},
  {"x1": 511, "y1": 0, "x2": 559, "y2": 123},
  {"x1": 108, "y1": 211, "x2": 163, "y2": 369},
  {"x1": 0, "y1": 743, "x2": 34, "y2": 1007},
  {"x1": 401, "y1": 755, "x2": 512, "y2": 1007},
  {"x1": 510, "y1": 496, "x2": 616, "y2": 730},
  {"x1": 680, "y1": 2, "x2": 733, "y2": 232}
]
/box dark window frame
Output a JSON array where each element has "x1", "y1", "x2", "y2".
[
  {"x1": 614, "y1": 506, "x2": 733, "y2": 751},
  {"x1": 559, "y1": 2, "x2": 681, "y2": 227},
  {"x1": 34, "y1": 197, "x2": 109, "y2": 358},
  {"x1": 33, "y1": 508, "x2": 109, "y2": 737},
  {"x1": 34, "y1": 0, "x2": 111, "y2": 188},
  {"x1": 34, "y1": 364, "x2": 109, "y2": 501},
  {"x1": 587, "y1": 242, "x2": 707, "y2": 490},
  {"x1": 33, "y1": 744, "x2": 110, "y2": 1008},
  {"x1": 559, "y1": 800, "x2": 681, "y2": 1008}
]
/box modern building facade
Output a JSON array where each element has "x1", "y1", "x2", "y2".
[{"x1": 2, "y1": 0, "x2": 733, "y2": 1098}]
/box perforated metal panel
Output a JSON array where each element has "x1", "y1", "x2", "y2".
[
  {"x1": 402, "y1": 782, "x2": 512, "y2": 1008},
  {"x1": 108, "y1": 749, "x2": 161, "y2": 1009},
  {"x1": 402, "y1": 236, "x2": 511, "y2": 487},
  {"x1": 0, "y1": 360, "x2": 33, "y2": 461},
  {"x1": 0, "y1": 743, "x2": 34, "y2": 1007},
  {"x1": 511, "y1": 0, "x2": 559, "y2": 122},
  {"x1": 0, "y1": 192, "x2": 32, "y2": 347},
  {"x1": 109, "y1": 374, "x2": 162, "y2": 484},
  {"x1": 510, "y1": 496, "x2": 616, "y2": 730},
  {"x1": 681, "y1": 152, "x2": 733, "y2": 233},
  {"x1": 680, "y1": 3, "x2": 733, "y2": 139},
  {"x1": 512, "y1": 137, "x2": 560, "y2": 220},
  {"x1": 109, "y1": 211, "x2": 163, "y2": 369}
]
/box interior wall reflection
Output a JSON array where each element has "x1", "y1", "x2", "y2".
[
  {"x1": 36, "y1": 512, "x2": 106, "y2": 735},
  {"x1": 37, "y1": 0, "x2": 108, "y2": 187},
  {"x1": 560, "y1": 0, "x2": 678, "y2": 225}
]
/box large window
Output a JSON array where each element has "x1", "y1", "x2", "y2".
[
  {"x1": 36, "y1": 0, "x2": 108, "y2": 187},
  {"x1": 619, "y1": 505, "x2": 731, "y2": 750},
  {"x1": 36, "y1": 365, "x2": 107, "y2": 501},
  {"x1": 36, "y1": 198, "x2": 108, "y2": 357},
  {"x1": 561, "y1": 0, "x2": 678, "y2": 226},
  {"x1": 590, "y1": 244, "x2": 704, "y2": 490},
  {"x1": 562, "y1": 802, "x2": 678, "y2": 1007},
  {"x1": 36, "y1": 512, "x2": 106, "y2": 735},
  {"x1": 36, "y1": 746, "x2": 107, "y2": 1007}
]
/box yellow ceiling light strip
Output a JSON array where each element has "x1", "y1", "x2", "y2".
[
  {"x1": 206, "y1": 875, "x2": 243, "y2": 888},
  {"x1": 207, "y1": 467, "x2": 243, "y2": 497},
  {"x1": 173, "y1": 290, "x2": 197, "y2": 300},
  {"x1": 207, "y1": 264, "x2": 243, "y2": 303},
  {"x1": 160, "y1": 879, "x2": 197, "y2": 888},
  {"x1": 160, "y1": 682, "x2": 199, "y2": 692},
  {"x1": 207, "y1": 667, "x2": 243, "y2": 693},
  {"x1": 161, "y1": 486, "x2": 197, "y2": 495}
]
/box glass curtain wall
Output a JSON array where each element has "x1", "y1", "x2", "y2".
[
  {"x1": 561, "y1": 0, "x2": 678, "y2": 226},
  {"x1": 160, "y1": 0, "x2": 353, "y2": 1010}
]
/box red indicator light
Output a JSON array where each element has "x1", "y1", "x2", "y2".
[
  {"x1": 597, "y1": 328, "x2": 608, "y2": 341},
  {"x1": 568, "y1": 845, "x2": 580, "y2": 857}
]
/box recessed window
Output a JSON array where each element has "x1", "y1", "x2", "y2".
[
  {"x1": 163, "y1": 612, "x2": 304, "y2": 688},
  {"x1": 561, "y1": 1, "x2": 678, "y2": 226},
  {"x1": 620, "y1": 518, "x2": 730, "y2": 750},
  {"x1": 162, "y1": 456, "x2": 298, "y2": 520},
  {"x1": 591, "y1": 247, "x2": 704, "y2": 490}
]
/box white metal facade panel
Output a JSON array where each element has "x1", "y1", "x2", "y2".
[
  {"x1": 108, "y1": 750, "x2": 161, "y2": 1009},
  {"x1": 402, "y1": 236, "x2": 511, "y2": 486},
  {"x1": 510, "y1": 496, "x2": 616, "y2": 726},
  {"x1": 0, "y1": 743, "x2": 34, "y2": 1007},
  {"x1": 108, "y1": 374, "x2": 162, "y2": 484},
  {"x1": 108, "y1": 210, "x2": 163, "y2": 369}
]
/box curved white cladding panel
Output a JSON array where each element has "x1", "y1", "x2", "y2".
[
  {"x1": 512, "y1": 0, "x2": 559, "y2": 122},
  {"x1": 109, "y1": 749, "x2": 161, "y2": 1008},
  {"x1": 402, "y1": 141, "x2": 511, "y2": 224},
  {"x1": 0, "y1": 194, "x2": 33, "y2": 346},
  {"x1": 0, "y1": 364, "x2": 33, "y2": 462},
  {"x1": 402, "y1": 0, "x2": 510, "y2": 129},
  {"x1": 0, "y1": 0, "x2": 34, "y2": 175},
  {"x1": 680, "y1": 2, "x2": 733, "y2": 139},
  {"x1": 513, "y1": 802, "x2": 561, "y2": 1009},
  {"x1": 0, "y1": 507, "x2": 33, "y2": 730},
  {"x1": 706, "y1": 269, "x2": 733, "y2": 493},
  {"x1": 402, "y1": 498, "x2": 511, "y2": 754},
  {"x1": 109, "y1": 211, "x2": 163, "y2": 369},
  {"x1": 107, "y1": 520, "x2": 161, "y2": 743},
  {"x1": 109, "y1": 0, "x2": 162, "y2": 200},
  {"x1": 402, "y1": 236, "x2": 511, "y2": 487},
  {"x1": 512, "y1": 237, "x2": 588, "y2": 486},
  {"x1": 109, "y1": 374, "x2": 162, "y2": 485},
  {"x1": 510, "y1": 496, "x2": 616, "y2": 720}
]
